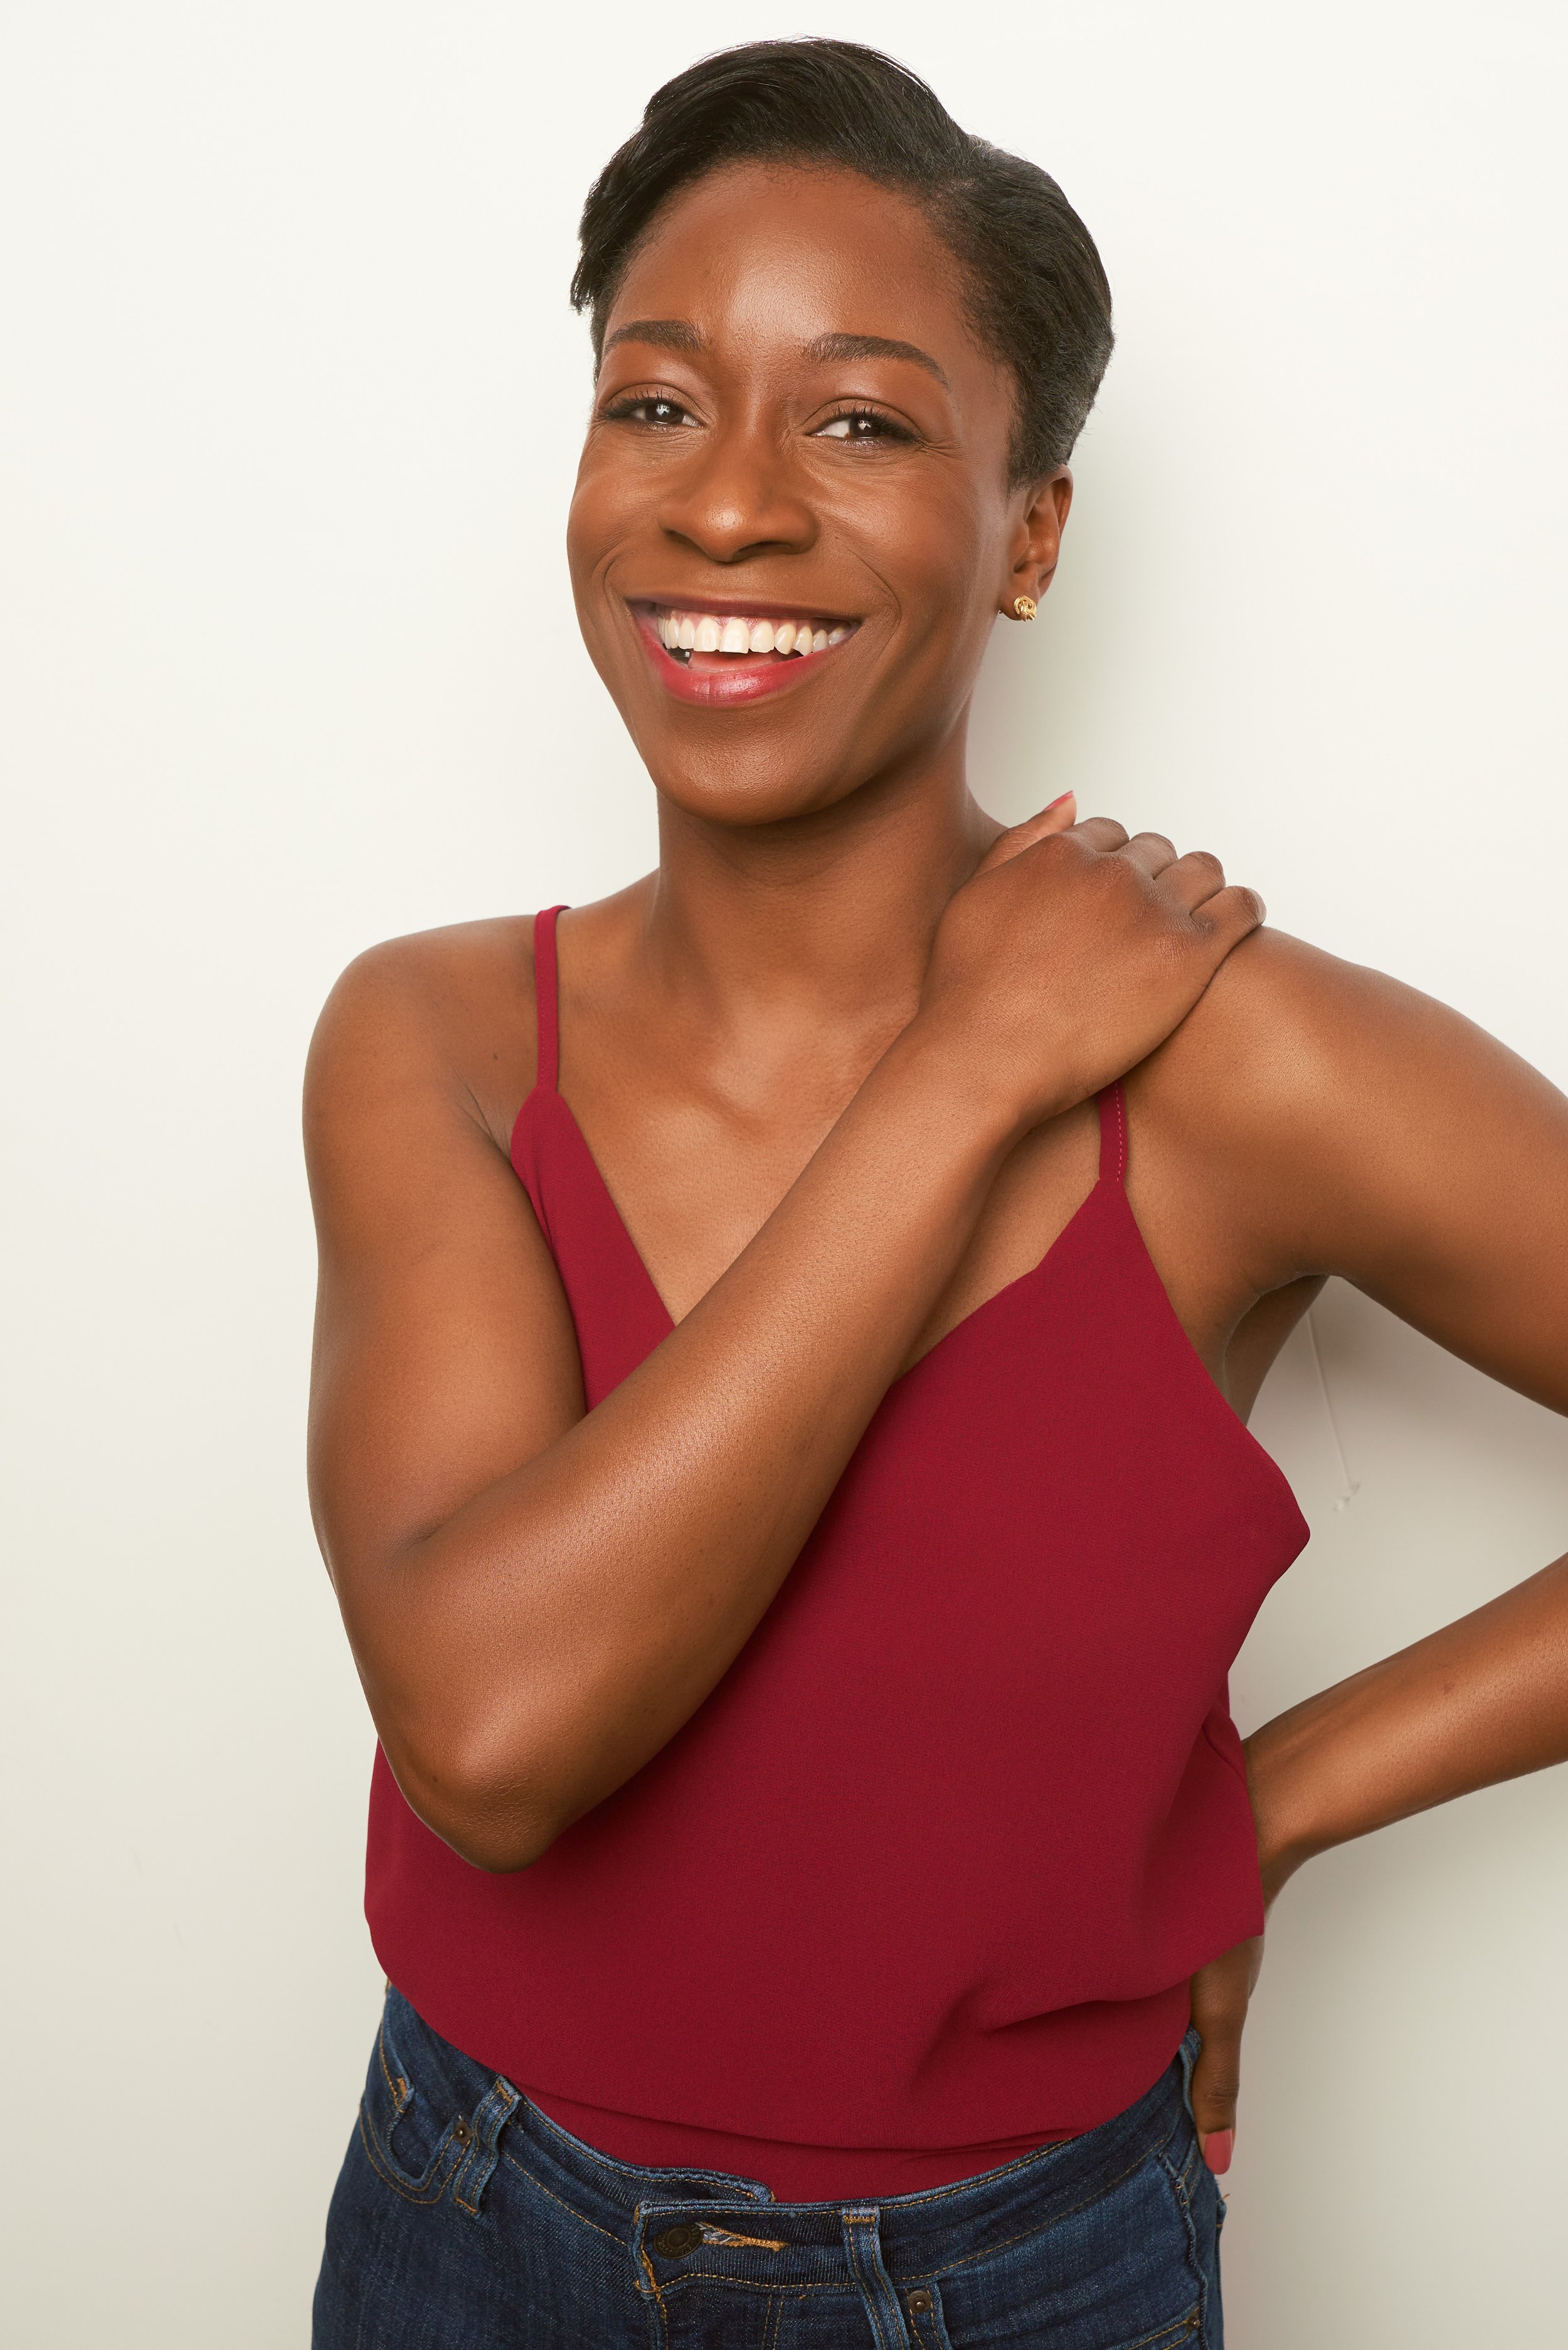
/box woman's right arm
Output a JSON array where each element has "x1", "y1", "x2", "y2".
[{"x1": 305, "y1": 818, "x2": 1261, "y2": 1870}]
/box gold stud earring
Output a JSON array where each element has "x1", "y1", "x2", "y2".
[{"x1": 1012, "y1": 595, "x2": 1037, "y2": 622}]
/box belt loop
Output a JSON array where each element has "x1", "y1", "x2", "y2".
[
  {"x1": 453, "y1": 2074, "x2": 520, "y2": 2216},
  {"x1": 839, "y1": 2206, "x2": 912, "y2": 2350}
]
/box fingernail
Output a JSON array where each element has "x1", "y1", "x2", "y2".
[
  {"x1": 1045, "y1": 791, "x2": 1074, "y2": 811},
  {"x1": 1202, "y1": 2130, "x2": 1234, "y2": 2175}
]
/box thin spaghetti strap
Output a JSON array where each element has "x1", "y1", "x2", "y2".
[
  {"x1": 532, "y1": 906, "x2": 566, "y2": 1093},
  {"x1": 1096, "y1": 1082, "x2": 1128, "y2": 1184}
]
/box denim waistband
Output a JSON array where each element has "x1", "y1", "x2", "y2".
[{"x1": 489, "y1": 2014, "x2": 1199, "y2": 2285}]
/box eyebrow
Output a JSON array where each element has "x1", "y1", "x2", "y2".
[
  {"x1": 601, "y1": 319, "x2": 950, "y2": 388},
  {"x1": 602, "y1": 318, "x2": 705, "y2": 358},
  {"x1": 805, "y1": 332, "x2": 950, "y2": 386}
]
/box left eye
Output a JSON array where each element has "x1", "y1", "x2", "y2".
[{"x1": 814, "y1": 410, "x2": 911, "y2": 443}]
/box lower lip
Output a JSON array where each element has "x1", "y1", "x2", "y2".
[{"x1": 633, "y1": 613, "x2": 854, "y2": 706}]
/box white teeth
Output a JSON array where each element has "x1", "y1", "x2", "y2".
[{"x1": 652, "y1": 608, "x2": 854, "y2": 657}]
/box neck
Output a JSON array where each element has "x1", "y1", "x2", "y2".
[{"x1": 638, "y1": 731, "x2": 1001, "y2": 1035}]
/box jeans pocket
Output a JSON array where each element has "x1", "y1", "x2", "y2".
[
  {"x1": 357, "y1": 1991, "x2": 474, "y2": 2204},
  {"x1": 1111, "y1": 2312, "x2": 1201, "y2": 2350}
]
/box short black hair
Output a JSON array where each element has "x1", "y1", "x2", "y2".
[{"x1": 572, "y1": 40, "x2": 1114, "y2": 484}]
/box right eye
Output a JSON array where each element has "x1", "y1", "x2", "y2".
[{"x1": 600, "y1": 393, "x2": 700, "y2": 429}]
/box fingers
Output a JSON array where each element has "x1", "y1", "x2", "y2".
[
  {"x1": 977, "y1": 792, "x2": 1078, "y2": 872},
  {"x1": 974, "y1": 812, "x2": 1265, "y2": 962},
  {"x1": 1099, "y1": 831, "x2": 1266, "y2": 956},
  {"x1": 1187, "y1": 1935, "x2": 1264, "y2": 2176},
  {"x1": 1071, "y1": 815, "x2": 1131, "y2": 854},
  {"x1": 1119, "y1": 830, "x2": 1177, "y2": 881},
  {"x1": 1194, "y1": 881, "x2": 1267, "y2": 946},
  {"x1": 1155, "y1": 847, "x2": 1226, "y2": 910}
]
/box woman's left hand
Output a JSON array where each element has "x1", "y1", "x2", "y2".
[
  {"x1": 1186, "y1": 1934, "x2": 1265, "y2": 2175},
  {"x1": 1187, "y1": 1725, "x2": 1306, "y2": 2174}
]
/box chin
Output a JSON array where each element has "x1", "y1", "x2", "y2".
[{"x1": 650, "y1": 753, "x2": 863, "y2": 832}]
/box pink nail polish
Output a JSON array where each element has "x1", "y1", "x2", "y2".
[
  {"x1": 1045, "y1": 791, "x2": 1074, "y2": 811},
  {"x1": 1202, "y1": 2130, "x2": 1234, "y2": 2175}
]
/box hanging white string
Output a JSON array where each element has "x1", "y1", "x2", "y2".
[{"x1": 1306, "y1": 1299, "x2": 1359, "y2": 1511}]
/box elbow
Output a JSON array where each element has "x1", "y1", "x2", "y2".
[
  {"x1": 444, "y1": 1816, "x2": 559, "y2": 1876},
  {"x1": 388, "y1": 1727, "x2": 570, "y2": 1875}
]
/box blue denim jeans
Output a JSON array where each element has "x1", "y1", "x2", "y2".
[{"x1": 315, "y1": 1987, "x2": 1224, "y2": 2347}]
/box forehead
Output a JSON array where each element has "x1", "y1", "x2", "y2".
[{"x1": 601, "y1": 161, "x2": 1003, "y2": 400}]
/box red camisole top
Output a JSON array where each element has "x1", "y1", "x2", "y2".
[{"x1": 364, "y1": 906, "x2": 1308, "y2": 2198}]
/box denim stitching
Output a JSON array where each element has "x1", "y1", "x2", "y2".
[
  {"x1": 1158, "y1": 2151, "x2": 1212, "y2": 2345},
  {"x1": 356, "y1": 2109, "x2": 462, "y2": 2207},
  {"x1": 655, "y1": 2274, "x2": 837, "y2": 2295},
  {"x1": 833, "y1": 2098, "x2": 1178, "y2": 2219},
  {"x1": 842, "y1": 2213, "x2": 893, "y2": 2350},
  {"x1": 453, "y1": 2078, "x2": 519, "y2": 2217},
  {"x1": 375, "y1": 2018, "x2": 409, "y2": 2114},
  {"x1": 497, "y1": 2146, "x2": 625, "y2": 2245},
  {"x1": 521, "y1": 2095, "x2": 774, "y2": 2199},
  {"x1": 899, "y1": 2136, "x2": 1174, "y2": 2287},
  {"x1": 1116, "y1": 2305, "x2": 1200, "y2": 2350},
  {"x1": 635, "y1": 2236, "x2": 669, "y2": 2344}
]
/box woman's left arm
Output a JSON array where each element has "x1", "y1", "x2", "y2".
[{"x1": 1142, "y1": 930, "x2": 1568, "y2": 2168}]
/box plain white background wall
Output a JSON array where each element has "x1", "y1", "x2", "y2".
[{"x1": 3, "y1": 4, "x2": 1565, "y2": 2341}]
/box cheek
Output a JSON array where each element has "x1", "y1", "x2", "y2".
[
  {"x1": 564, "y1": 462, "x2": 610, "y2": 597},
  {"x1": 565, "y1": 439, "x2": 647, "y2": 583},
  {"x1": 838, "y1": 477, "x2": 999, "y2": 637}
]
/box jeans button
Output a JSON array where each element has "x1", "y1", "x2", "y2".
[
  {"x1": 908, "y1": 2291, "x2": 933, "y2": 2314},
  {"x1": 652, "y1": 2223, "x2": 704, "y2": 2257},
  {"x1": 452, "y1": 2118, "x2": 472, "y2": 2145}
]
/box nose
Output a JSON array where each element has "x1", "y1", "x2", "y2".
[{"x1": 657, "y1": 418, "x2": 817, "y2": 566}]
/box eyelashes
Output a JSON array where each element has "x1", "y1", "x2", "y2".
[
  {"x1": 599, "y1": 392, "x2": 699, "y2": 428},
  {"x1": 813, "y1": 406, "x2": 917, "y2": 446},
  {"x1": 596, "y1": 391, "x2": 919, "y2": 447}
]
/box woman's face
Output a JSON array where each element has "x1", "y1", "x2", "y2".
[{"x1": 567, "y1": 161, "x2": 1069, "y2": 829}]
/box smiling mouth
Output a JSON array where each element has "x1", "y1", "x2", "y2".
[
  {"x1": 644, "y1": 604, "x2": 858, "y2": 664},
  {"x1": 628, "y1": 600, "x2": 862, "y2": 708}
]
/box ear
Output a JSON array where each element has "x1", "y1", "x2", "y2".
[{"x1": 1001, "y1": 468, "x2": 1073, "y2": 617}]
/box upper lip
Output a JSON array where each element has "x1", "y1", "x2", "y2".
[{"x1": 627, "y1": 593, "x2": 861, "y2": 626}]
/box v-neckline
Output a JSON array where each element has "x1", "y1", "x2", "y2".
[{"x1": 531, "y1": 1078, "x2": 1110, "y2": 1391}]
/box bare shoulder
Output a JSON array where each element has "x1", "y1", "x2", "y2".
[
  {"x1": 305, "y1": 914, "x2": 539, "y2": 1158},
  {"x1": 1135, "y1": 924, "x2": 1562, "y2": 1165},
  {"x1": 1128, "y1": 926, "x2": 1568, "y2": 1362}
]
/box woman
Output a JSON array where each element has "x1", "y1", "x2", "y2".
[{"x1": 307, "y1": 41, "x2": 1568, "y2": 2348}]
